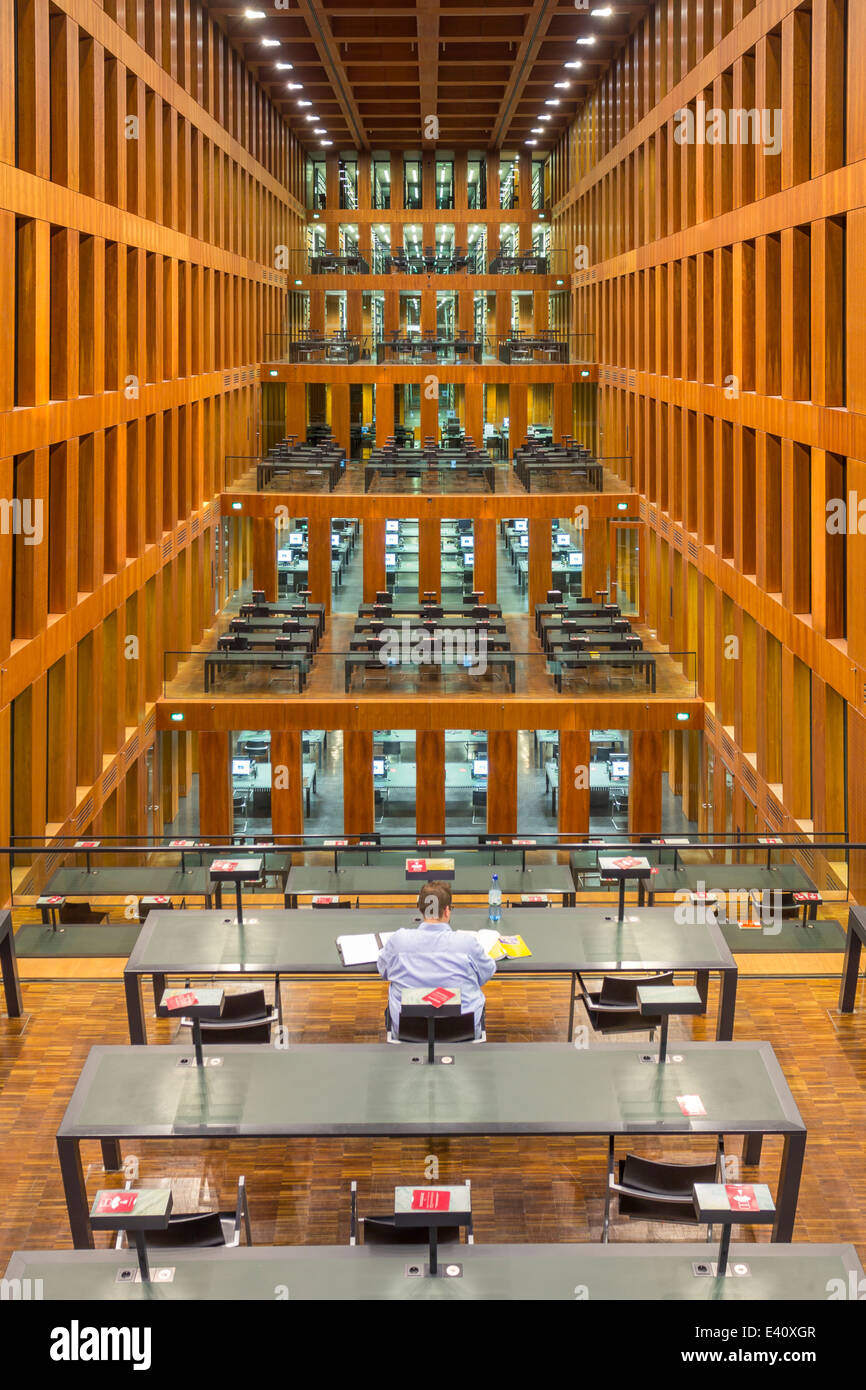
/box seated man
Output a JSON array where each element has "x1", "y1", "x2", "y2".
[{"x1": 377, "y1": 880, "x2": 495, "y2": 1039}]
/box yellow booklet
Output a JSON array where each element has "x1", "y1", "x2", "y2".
[{"x1": 477, "y1": 930, "x2": 532, "y2": 960}]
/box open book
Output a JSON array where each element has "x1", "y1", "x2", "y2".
[
  {"x1": 476, "y1": 929, "x2": 532, "y2": 961},
  {"x1": 336, "y1": 932, "x2": 395, "y2": 967}
]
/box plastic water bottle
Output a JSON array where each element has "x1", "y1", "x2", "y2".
[{"x1": 488, "y1": 873, "x2": 502, "y2": 924}]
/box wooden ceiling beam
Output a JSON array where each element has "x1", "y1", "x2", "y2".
[
  {"x1": 417, "y1": 0, "x2": 440, "y2": 146},
  {"x1": 295, "y1": 0, "x2": 370, "y2": 151},
  {"x1": 489, "y1": 0, "x2": 558, "y2": 150}
]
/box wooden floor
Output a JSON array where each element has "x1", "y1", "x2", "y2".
[{"x1": 2, "y1": 966, "x2": 865, "y2": 1263}]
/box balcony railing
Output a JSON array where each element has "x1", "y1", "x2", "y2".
[
  {"x1": 262, "y1": 331, "x2": 595, "y2": 366},
  {"x1": 162, "y1": 648, "x2": 698, "y2": 701}
]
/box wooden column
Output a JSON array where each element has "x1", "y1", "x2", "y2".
[
  {"x1": 420, "y1": 385, "x2": 439, "y2": 443},
  {"x1": 252, "y1": 517, "x2": 277, "y2": 602},
  {"x1": 306, "y1": 514, "x2": 332, "y2": 613},
  {"x1": 464, "y1": 382, "x2": 483, "y2": 445},
  {"x1": 583, "y1": 519, "x2": 608, "y2": 599},
  {"x1": 509, "y1": 382, "x2": 528, "y2": 451},
  {"x1": 271, "y1": 732, "x2": 304, "y2": 838},
  {"x1": 375, "y1": 377, "x2": 395, "y2": 445},
  {"x1": 528, "y1": 516, "x2": 552, "y2": 611},
  {"x1": 329, "y1": 383, "x2": 351, "y2": 454},
  {"x1": 198, "y1": 732, "x2": 232, "y2": 838},
  {"x1": 558, "y1": 729, "x2": 590, "y2": 836},
  {"x1": 363, "y1": 517, "x2": 387, "y2": 602},
  {"x1": 472, "y1": 517, "x2": 497, "y2": 603},
  {"x1": 418, "y1": 517, "x2": 441, "y2": 599},
  {"x1": 416, "y1": 730, "x2": 445, "y2": 836},
  {"x1": 628, "y1": 730, "x2": 664, "y2": 836},
  {"x1": 487, "y1": 730, "x2": 517, "y2": 836},
  {"x1": 286, "y1": 382, "x2": 306, "y2": 442},
  {"x1": 344, "y1": 731, "x2": 373, "y2": 835}
]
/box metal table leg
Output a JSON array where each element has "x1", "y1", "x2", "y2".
[
  {"x1": 773, "y1": 1130, "x2": 806, "y2": 1242},
  {"x1": 57, "y1": 1137, "x2": 93, "y2": 1249}
]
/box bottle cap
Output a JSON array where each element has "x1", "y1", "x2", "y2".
[{"x1": 492, "y1": 874, "x2": 498, "y2": 882}]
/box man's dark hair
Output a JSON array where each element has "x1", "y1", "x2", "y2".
[{"x1": 417, "y1": 881, "x2": 452, "y2": 920}]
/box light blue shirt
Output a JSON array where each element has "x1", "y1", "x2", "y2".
[{"x1": 377, "y1": 919, "x2": 496, "y2": 1037}]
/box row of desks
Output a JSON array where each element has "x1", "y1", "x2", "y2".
[
  {"x1": 38, "y1": 856, "x2": 819, "y2": 911},
  {"x1": 7, "y1": 1243, "x2": 861, "y2": 1300},
  {"x1": 122, "y1": 906, "x2": 739, "y2": 1045},
  {"x1": 55, "y1": 1039, "x2": 806, "y2": 1247}
]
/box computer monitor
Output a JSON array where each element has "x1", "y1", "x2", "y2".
[
  {"x1": 568, "y1": 551, "x2": 582, "y2": 566},
  {"x1": 232, "y1": 758, "x2": 252, "y2": 777},
  {"x1": 556, "y1": 533, "x2": 570, "y2": 548},
  {"x1": 611, "y1": 759, "x2": 629, "y2": 780},
  {"x1": 331, "y1": 533, "x2": 341, "y2": 546},
  {"x1": 289, "y1": 531, "x2": 304, "y2": 546},
  {"x1": 519, "y1": 535, "x2": 528, "y2": 549},
  {"x1": 372, "y1": 758, "x2": 386, "y2": 777},
  {"x1": 386, "y1": 520, "x2": 399, "y2": 533},
  {"x1": 514, "y1": 519, "x2": 528, "y2": 533},
  {"x1": 385, "y1": 553, "x2": 397, "y2": 569},
  {"x1": 460, "y1": 535, "x2": 473, "y2": 549},
  {"x1": 472, "y1": 757, "x2": 488, "y2": 778},
  {"x1": 385, "y1": 535, "x2": 398, "y2": 548},
  {"x1": 277, "y1": 549, "x2": 291, "y2": 565}
]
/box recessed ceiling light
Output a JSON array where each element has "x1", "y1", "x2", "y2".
[
  {"x1": 320, "y1": 140, "x2": 333, "y2": 146},
  {"x1": 554, "y1": 82, "x2": 571, "y2": 89},
  {"x1": 298, "y1": 100, "x2": 311, "y2": 107},
  {"x1": 244, "y1": 8, "x2": 266, "y2": 17},
  {"x1": 305, "y1": 114, "x2": 319, "y2": 121},
  {"x1": 314, "y1": 128, "x2": 327, "y2": 135},
  {"x1": 525, "y1": 139, "x2": 537, "y2": 146},
  {"x1": 287, "y1": 83, "x2": 303, "y2": 90},
  {"x1": 544, "y1": 99, "x2": 560, "y2": 106},
  {"x1": 275, "y1": 63, "x2": 293, "y2": 70},
  {"x1": 565, "y1": 61, "x2": 583, "y2": 69},
  {"x1": 261, "y1": 38, "x2": 280, "y2": 47},
  {"x1": 592, "y1": 6, "x2": 614, "y2": 15},
  {"x1": 538, "y1": 115, "x2": 552, "y2": 121},
  {"x1": 577, "y1": 36, "x2": 597, "y2": 45},
  {"x1": 531, "y1": 127, "x2": 544, "y2": 133}
]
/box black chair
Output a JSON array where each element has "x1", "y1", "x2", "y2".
[
  {"x1": 185, "y1": 988, "x2": 278, "y2": 1045},
  {"x1": 386, "y1": 1005, "x2": 485, "y2": 1045},
  {"x1": 116, "y1": 1176, "x2": 252, "y2": 1250},
  {"x1": 58, "y1": 901, "x2": 108, "y2": 925},
  {"x1": 471, "y1": 787, "x2": 486, "y2": 824},
  {"x1": 750, "y1": 888, "x2": 800, "y2": 923},
  {"x1": 574, "y1": 971, "x2": 676, "y2": 1038},
  {"x1": 349, "y1": 1179, "x2": 473, "y2": 1247},
  {"x1": 602, "y1": 1139, "x2": 726, "y2": 1243}
]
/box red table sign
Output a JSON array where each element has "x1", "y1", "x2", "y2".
[
  {"x1": 725, "y1": 1185, "x2": 761, "y2": 1212},
  {"x1": 164, "y1": 991, "x2": 198, "y2": 1011},
  {"x1": 411, "y1": 1189, "x2": 451, "y2": 1212},
  {"x1": 421, "y1": 988, "x2": 457, "y2": 1008},
  {"x1": 95, "y1": 1192, "x2": 138, "y2": 1214}
]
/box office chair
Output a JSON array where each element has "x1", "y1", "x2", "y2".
[
  {"x1": 349, "y1": 1179, "x2": 473, "y2": 1247},
  {"x1": 602, "y1": 1138, "x2": 726, "y2": 1243},
  {"x1": 471, "y1": 787, "x2": 487, "y2": 824},
  {"x1": 180, "y1": 988, "x2": 278, "y2": 1045},
  {"x1": 574, "y1": 971, "x2": 676, "y2": 1039},
  {"x1": 58, "y1": 901, "x2": 108, "y2": 925},
  {"x1": 115, "y1": 1176, "x2": 252, "y2": 1250},
  {"x1": 385, "y1": 1005, "x2": 486, "y2": 1045}
]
